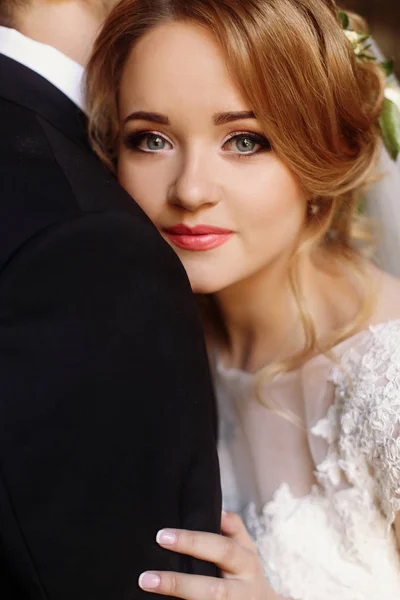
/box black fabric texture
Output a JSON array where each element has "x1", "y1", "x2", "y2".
[{"x1": 0, "y1": 53, "x2": 221, "y2": 599}]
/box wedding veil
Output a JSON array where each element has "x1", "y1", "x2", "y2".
[{"x1": 363, "y1": 40, "x2": 400, "y2": 277}]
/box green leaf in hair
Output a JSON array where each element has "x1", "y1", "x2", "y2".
[
  {"x1": 381, "y1": 58, "x2": 395, "y2": 78},
  {"x1": 339, "y1": 10, "x2": 350, "y2": 30},
  {"x1": 379, "y1": 98, "x2": 400, "y2": 161}
]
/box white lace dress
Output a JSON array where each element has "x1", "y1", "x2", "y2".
[{"x1": 215, "y1": 320, "x2": 400, "y2": 600}]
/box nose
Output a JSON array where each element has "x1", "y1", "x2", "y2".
[{"x1": 167, "y1": 148, "x2": 220, "y2": 212}]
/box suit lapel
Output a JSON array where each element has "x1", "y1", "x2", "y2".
[{"x1": 0, "y1": 53, "x2": 90, "y2": 151}]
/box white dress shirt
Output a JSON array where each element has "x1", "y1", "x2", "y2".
[{"x1": 0, "y1": 26, "x2": 85, "y2": 111}]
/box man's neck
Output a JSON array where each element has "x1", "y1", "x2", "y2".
[{"x1": 16, "y1": 0, "x2": 106, "y2": 66}]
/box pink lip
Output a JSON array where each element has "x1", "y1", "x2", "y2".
[{"x1": 164, "y1": 224, "x2": 233, "y2": 251}]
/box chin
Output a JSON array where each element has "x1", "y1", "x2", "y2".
[
  {"x1": 182, "y1": 262, "x2": 237, "y2": 295},
  {"x1": 185, "y1": 275, "x2": 216, "y2": 295},
  {"x1": 187, "y1": 274, "x2": 233, "y2": 295},
  {"x1": 189, "y1": 281, "x2": 216, "y2": 295}
]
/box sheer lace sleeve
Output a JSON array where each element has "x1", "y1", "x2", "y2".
[
  {"x1": 215, "y1": 318, "x2": 400, "y2": 600},
  {"x1": 333, "y1": 321, "x2": 400, "y2": 525}
]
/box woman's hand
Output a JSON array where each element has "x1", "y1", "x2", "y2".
[{"x1": 138, "y1": 511, "x2": 280, "y2": 599}]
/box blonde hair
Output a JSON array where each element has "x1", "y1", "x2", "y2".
[{"x1": 86, "y1": 0, "x2": 385, "y2": 385}]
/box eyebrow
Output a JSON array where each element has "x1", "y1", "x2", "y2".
[
  {"x1": 124, "y1": 111, "x2": 170, "y2": 125},
  {"x1": 213, "y1": 111, "x2": 256, "y2": 125},
  {"x1": 123, "y1": 110, "x2": 256, "y2": 126}
]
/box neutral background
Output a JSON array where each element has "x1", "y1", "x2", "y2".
[{"x1": 343, "y1": 0, "x2": 400, "y2": 76}]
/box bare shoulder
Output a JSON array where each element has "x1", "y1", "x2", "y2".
[{"x1": 369, "y1": 265, "x2": 400, "y2": 324}]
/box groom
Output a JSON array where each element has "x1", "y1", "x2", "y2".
[{"x1": 0, "y1": 1, "x2": 221, "y2": 598}]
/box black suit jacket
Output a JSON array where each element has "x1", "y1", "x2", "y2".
[{"x1": 0, "y1": 53, "x2": 221, "y2": 599}]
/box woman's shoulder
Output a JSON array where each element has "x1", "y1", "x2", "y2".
[
  {"x1": 345, "y1": 267, "x2": 400, "y2": 361},
  {"x1": 369, "y1": 267, "x2": 400, "y2": 325},
  {"x1": 330, "y1": 268, "x2": 400, "y2": 401},
  {"x1": 334, "y1": 316, "x2": 400, "y2": 385},
  {"x1": 360, "y1": 268, "x2": 400, "y2": 357},
  {"x1": 324, "y1": 267, "x2": 400, "y2": 372}
]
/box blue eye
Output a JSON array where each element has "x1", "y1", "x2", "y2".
[
  {"x1": 223, "y1": 133, "x2": 271, "y2": 156},
  {"x1": 146, "y1": 134, "x2": 167, "y2": 151},
  {"x1": 123, "y1": 131, "x2": 172, "y2": 153},
  {"x1": 235, "y1": 136, "x2": 257, "y2": 153}
]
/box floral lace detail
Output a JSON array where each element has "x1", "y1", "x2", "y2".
[
  {"x1": 240, "y1": 320, "x2": 400, "y2": 599},
  {"x1": 330, "y1": 320, "x2": 400, "y2": 525},
  {"x1": 311, "y1": 405, "x2": 343, "y2": 488},
  {"x1": 244, "y1": 483, "x2": 400, "y2": 600}
]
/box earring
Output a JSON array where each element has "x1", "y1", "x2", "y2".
[{"x1": 308, "y1": 199, "x2": 320, "y2": 216}]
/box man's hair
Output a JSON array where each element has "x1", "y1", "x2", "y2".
[
  {"x1": 0, "y1": 0, "x2": 31, "y2": 26},
  {"x1": 0, "y1": 0, "x2": 117, "y2": 27}
]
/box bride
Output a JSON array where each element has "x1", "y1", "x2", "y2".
[{"x1": 86, "y1": 0, "x2": 400, "y2": 598}]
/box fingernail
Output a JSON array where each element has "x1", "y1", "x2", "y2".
[
  {"x1": 139, "y1": 572, "x2": 161, "y2": 590},
  {"x1": 156, "y1": 528, "x2": 177, "y2": 546}
]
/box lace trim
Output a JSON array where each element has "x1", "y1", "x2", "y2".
[
  {"x1": 245, "y1": 322, "x2": 400, "y2": 597},
  {"x1": 330, "y1": 321, "x2": 400, "y2": 525},
  {"x1": 244, "y1": 482, "x2": 400, "y2": 600}
]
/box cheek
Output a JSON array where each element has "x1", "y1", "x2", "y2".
[
  {"x1": 232, "y1": 165, "x2": 306, "y2": 246},
  {"x1": 117, "y1": 153, "x2": 168, "y2": 221}
]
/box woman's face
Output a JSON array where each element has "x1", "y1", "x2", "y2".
[{"x1": 118, "y1": 21, "x2": 307, "y2": 294}]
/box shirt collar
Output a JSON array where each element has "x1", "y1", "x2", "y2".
[{"x1": 0, "y1": 26, "x2": 85, "y2": 112}]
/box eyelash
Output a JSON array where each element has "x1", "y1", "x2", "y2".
[
  {"x1": 224, "y1": 131, "x2": 272, "y2": 159},
  {"x1": 122, "y1": 130, "x2": 272, "y2": 157}
]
